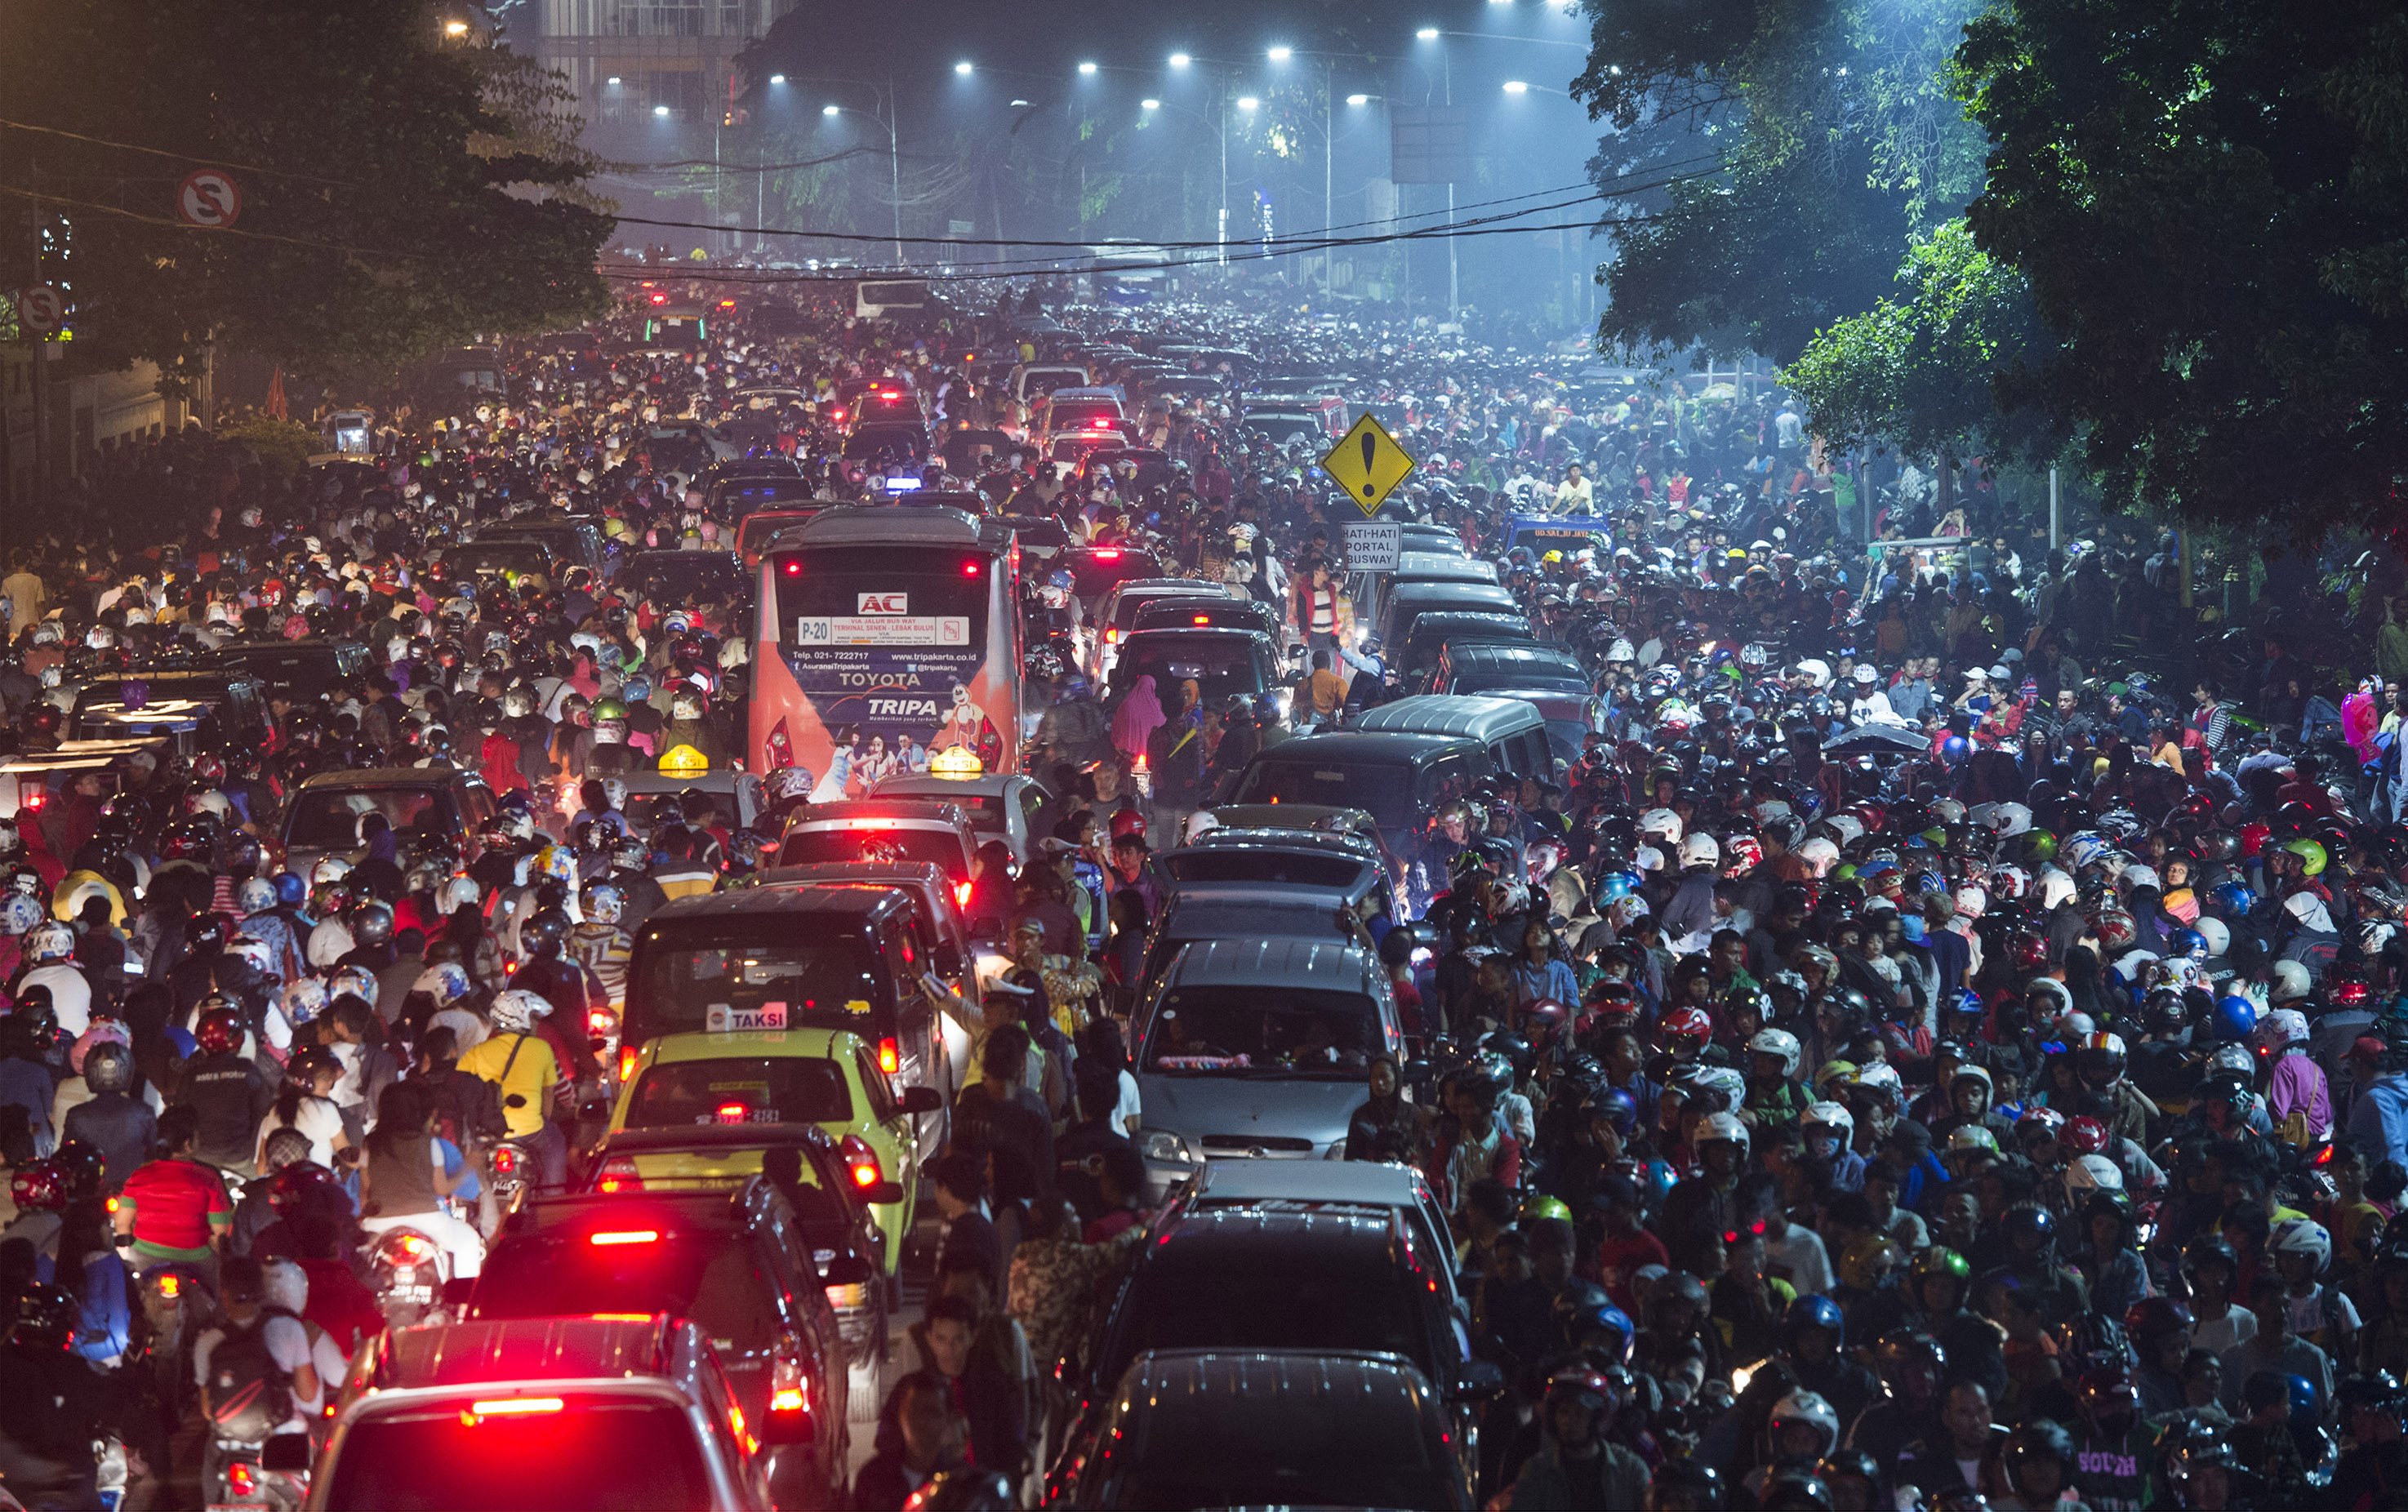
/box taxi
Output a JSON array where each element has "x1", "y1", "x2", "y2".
[{"x1": 603, "y1": 1027, "x2": 940, "y2": 1277}]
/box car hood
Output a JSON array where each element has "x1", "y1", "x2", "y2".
[{"x1": 1137, "y1": 1072, "x2": 1364, "y2": 1154}]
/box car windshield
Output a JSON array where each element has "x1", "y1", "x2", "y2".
[
  {"x1": 444, "y1": 543, "x2": 551, "y2": 579},
  {"x1": 625, "y1": 1057, "x2": 852, "y2": 1128},
  {"x1": 321, "y1": 1398, "x2": 710, "y2": 1512},
  {"x1": 1231, "y1": 760, "x2": 1408, "y2": 829},
  {"x1": 628, "y1": 556, "x2": 742, "y2": 605},
  {"x1": 286, "y1": 788, "x2": 446, "y2": 850},
  {"x1": 631, "y1": 936, "x2": 879, "y2": 1036},
  {"x1": 1139, "y1": 984, "x2": 1376, "y2": 1077},
  {"x1": 1115, "y1": 639, "x2": 1263, "y2": 705},
  {"x1": 1107, "y1": 1261, "x2": 1432, "y2": 1380}
]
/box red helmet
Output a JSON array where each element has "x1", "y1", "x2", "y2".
[
  {"x1": 2091, "y1": 909, "x2": 2137, "y2": 953},
  {"x1": 194, "y1": 1004, "x2": 245, "y2": 1056},
  {"x1": 1109, "y1": 808, "x2": 1146, "y2": 841},
  {"x1": 1661, "y1": 1005, "x2": 1714, "y2": 1052},
  {"x1": 2064, "y1": 1114, "x2": 2110, "y2": 1156},
  {"x1": 9, "y1": 1160, "x2": 66, "y2": 1213},
  {"x1": 2016, "y1": 1105, "x2": 2068, "y2": 1141},
  {"x1": 2013, "y1": 933, "x2": 2051, "y2": 972},
  {"x1": 1524, "y1": 999, "x2": 1570, "y2": 1044},
  {"x1": 2238, "y1": 821, "x2": 2272, "y2": 859}
]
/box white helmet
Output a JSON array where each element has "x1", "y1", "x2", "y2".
[
  {"x1": 1678, "y1": 833, "x2": 1721, "y2": 871},
  {"x1": 1605, "y1": 638, "x2": 1636, "y2": 664},
  {"x1": 331, "y1": 964, "x2": 379, "y2": 1007},
  {"x1": 2066, "y1": 1154, "x2": 2125, "y2": 1193},
  {"x1": 2195, "y1": 917, "x2": 2231, "y2": 956},
  {"x1": 282, "y1": 978, "x2": 331, "y2": 1026},
  {"x1": 1793, "y1": 659, "x2": 1832, "y2": 690},
  {"x1": 2255, "y1": 1007, "x2": 2310, "y2": 1052},
  {"x1": 2269, "y1": 1216, "x2": 2333, "y2": 1276},
  {"x1": 437, "y1": 875, "x2": 483, "y2": 916},
  {"x1": 1767, "y1": 1390, "x2": 1840, "y2": 1459},
  {"x1": 1748, "y1": 1028, "x2": 1802, "y2": 1078},
  {"x1": 1802, "y1": 1101, "x2": 1855, "y2": 1142},
  {"x1": 1692, "y1": 1110, "x2": 1751, "y2": 1158},
  {"x1": 310, "y1": 856, "x2": 354, "y2": 887},
  {"x1": 490, "y1": 988, "x2": 552, "y2": 1033},
  {"x1": 0, "y1": 895, "x2": 44, "y2": 936},
  {"x1": 306, "y1": 919, "x2": 355, "y2": 969},
  {"x1": 1952, "y1": 884, "x2": 1987, "y2": 919},
  {"x1": 26, "y1": 921, "x2": 76, "y2": 964},
  {"x1": 225, "y1": 935, "x2": 277, "y2": 981},
  {"x1": 1638, "y1": 808, "x2": 1683, "y2": 844},
  {"x1": 1795, "y1": 837, "x2": 1841, "y2": 878},
  {"x1": 238, "y1": 878, "x2": 278, "y2": 915},
  {"x1": 2037, "y1": 869, "x2": 2078, "y2": 909}
]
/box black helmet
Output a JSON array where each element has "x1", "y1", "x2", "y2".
[
  {"x1": 1643, "y1": 1460, "x2": 1726, "y2": 1512},
  {"x1": 81, "y1": 1039, "x2": 134, "y2": 1094},
  {"x1": 48, "y1": 1139, "x2": 105, "y2": 1203},
  {"x1": 519, "y1": 908, "x2": 571, "y2": 957},
  {"x1": 7, "y1": 1281, "x2": 77, "y2": 1350},
  {"x1": 351, "y1": 900, "x2": 395, "y2": 947}
]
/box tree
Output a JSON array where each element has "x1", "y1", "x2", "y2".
[
  {"x1": 1956, "y1": 0, "x2": 2408, "y2": 544},
  {"x1": 1571, "y1": 0, "x2": 1992, "y2": 364},
  {"x1": 1785, "y1": 220, "x2": 2051, "y2": 463},
  {"x1": 1, "y1": 0, "x2": 612, "y2": 394}
]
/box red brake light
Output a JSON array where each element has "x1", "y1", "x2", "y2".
[
  {"x1": 228, "y1": 1464, "x2": 259, "y2": 1496},
  {"x1": 1090, "y1": 418, "x2": 1111, "y2": 429},
  {"x1": 719, "y1": 299, "x2": 736, "y2": 309},
  {"x1": 878, "y1": 1037, "x2": 900, "y2": 1077},
  {"x1": 714, "y1": 1101, "x2": 751, "y2": 1124},
  {"x1": 618, "y1": 1045, "x2": 638, "y2": 1082},
  {"x1": 1093, "y1": 549, "x2": 1122, "y2": 561},
  {"x1": 157, "y1": 1273, "x2": 180, "y2": 1299},
  {"x1": 19, "y1": 787, "x2": 45, "y2": 812},
  {"x1": 1104, "y1": 627, "x2": 1119, "y2": 643},
  {"x1": 781, "y1": 558, "x2": 802, "y2": 577},
  {"x1": 649, "y1": 292, "x2": 667, "y2": 305},
  {"x1": 468, "y1": 1398, "x2": 565, "y2": 1418},
  {"x1": 588, "y1": 1007, "x2": 616, "y2": 1034},
  {"x1": 961, "y1": 560, "x2": 981, "y2": 577},
  {"x1": 595, "y1": 1156, "x2": 643, "y2": 1194},
  {"x1": 953, "y1": 879, "x2": 973, "y2": 909},
  {"x1": 840, "y1": 1134, "x2": 883, "y2": 1191},
  {"x1": 589, "y1": 1229, "x2": 661, "y2": 1247},
  {"x1": 1192, "y1": 614, "x2": 1210, "y2": 625},
  {"x1": 771, "y1": 1387, "x2": 808, "y2": 1413},
  {"x1": 491, "y1": 1146, "x2": 519, "y2": 1175}
]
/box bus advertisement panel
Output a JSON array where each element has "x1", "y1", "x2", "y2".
[{"x1": 750, "y1": 508, "x2": 1022, "y2": 801}]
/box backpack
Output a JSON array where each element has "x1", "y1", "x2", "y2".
[{"x1": 207, "y1": 1308, "x2": 296, "y2": 1442}]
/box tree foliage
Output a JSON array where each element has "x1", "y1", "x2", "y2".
[
  {"x1": 1956, "y1": 0, "x2": 2408, "y2": 542},
  {"x1": 0, "y1": 0, "x2": 612, "y2": 394},
  {"x1": 1785, "y1": 220, "x2": 2050, "y2": 462},
  {"x1": 1573, "y1": 0, "x2": 1992, "y2": 364}
]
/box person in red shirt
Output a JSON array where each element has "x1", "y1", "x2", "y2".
[
  {"x1": 113, "y1": 1105, "x2": 231, "y2": 1273},
  {"x1": 1592, "y1": 1173, "x2": 1670, "y2": 1314}
]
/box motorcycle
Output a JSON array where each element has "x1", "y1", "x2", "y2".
[
  {"x1": 210, "y1": 1434, "x2": 309, "y2": 1512},
  {"x1": 486, "y1": 1137, "x2": 534, "y2": 1221},
  {"x1": 363, "y1": 1225, "x2": 452, "y2": 1330},
  {"x1": 131, "y1": 1261, "x2": 212, "y2": 1416}
]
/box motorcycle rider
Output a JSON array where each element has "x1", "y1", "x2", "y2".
[{"x1": 111, "y1": 1104, "x2": 232, "y2": 1279}]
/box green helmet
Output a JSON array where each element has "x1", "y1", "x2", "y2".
[
  {"x1": 2281, "y1": 837, "x2": 2328, "y2": 877},
  {"x1": 1522, "y1": 1194, "x2": 1573, "y2": 1226},
  {"x1": 2023, "y1": 829, "x2": 2059, "y2": 863},
  {"x1": 593, "y1": 696, "x2": 628, "y2": 723},
  {"x1": 1915, "y1": 1246, "x2": 1970, "y2": 1283}
]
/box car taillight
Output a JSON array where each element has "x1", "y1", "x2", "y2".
[
  {"x1": 595, "y1": 1156, "x2": 643, "y2": 1194},
  {"x1": 1093, "y1": 549, "x2": 1122, "y2": 561},
  {"x1": 781, "y1": 558, "x2": 802, "y2": 577},
  {"x1": 619, "y1": 1044, "x2": 638, "y2": 1083},
  {"x1": 1192, "y1": 614, "x2": 1210, "y2": 625},
  {"x1": 878, "y1": 1037, "x2": 900, "y2": 1077},
  {"x1": 155, "y1": 1272, "x2": 180, "y2": 1299},
  {"x1": 961, "y1": 559, "x2": 981, "y2": 577},
  {"x1": 1104, "y1": 627, "x2": 1119, "y2": 643},
  {"x1": 714, "y1": 1100, "x2": 752, "y2": 1124},
  {"x1": 840, "y1": 1134, "x2": 883, "y2": 1192},
  {"x1": 953, "y1": 879, "x2": 974, "y2": 909},
  {"x1": 770, "y1": 1333, "x2": 810, "y2": 1415},
  {"x1": 468, "y1": 1397, "x2": 565, "y2": 1419},
  {"x1": 589, "y1": 1229, "x2": 661, "y2": 1247}
]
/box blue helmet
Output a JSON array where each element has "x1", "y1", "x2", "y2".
[
  {"x1": 1786, "y1": 1293, "x2": 1845, "y2": 1350},
  {"x1": 1941, "y1": 736, "x2": 1971, "y2": 766},
  {"x1": 272, "y1": 871, "x2": 307, "y2": 908},
  {"x1": 1595, "y1": 869, "x2": 1643, "y2": 905},
  {"x1": 2167, "y1": 927, "x2": 2207, "y2": 959},
  {"x1": 1592, "y1": 1087, "x2": 1639, "y2": 1135},
  {"x1": 2288, "y1": 1373, "x2": 2319, "y2": 1428},
  {"x1": 2214, "y1": 994, "x2": 2259, "y2": 1042},
  {"x1": 2208, "y1": 880, "x2": 2258, "y2": 916},
  {"x1": 1573, "y1": 1303, "x2": 1635, "y2": 1362}
]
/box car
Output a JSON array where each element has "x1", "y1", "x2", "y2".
[
  {"x1": 1061, "y1": 1350, "x2": 1476, "y2": 1510},
  {"x1": 1374, "y1": 580, "x2": 1523, "y2": 656},
  {"x1": 613, "y1": 763, "x2": 764, "y2": 834},
  {"x1": 1159, "y1": 827, "x2": 1388, "y2": 901},
  {"x1": 1397, "y1": 522, "x2": 1469, "y2": 556},
  {"x1": 434, "y1": 536, "x2": 554, "y2": 583},
  {"x1": 1127, "y1": 594, "x2": 1281, "y2": 640},
  {"x1": 1484, "y1": 687, "x2": 1609, "y2": 767},
  {"x1": 1052, "y1": 1203, "x2": 1494, "y2": 1502},
  {"x1": 869, "y1": 772, "x2": 1048, "y2": 866},
  {"x1": 775, "y1": 799, "x2": 981, "y2": 891},
  {"x1": 1130, "y1": 936, "x2": 1404, "y2": 1196},
  {"x1": 1393, "y1": 611, "x2": 1537, "y2": 684},
  {"x1": 1164, "y1": 1159, "x2": 1459, "y2": 1305},
  {"x1": 621, "y1": 549, "x2": 748, "y2": 607},
  {"x1": 736, "y1": 508, "x2": 826, "y2": 567},
  {"x1": 68, "y1": 669, "x2": 269, "y2": 753},
  {"x1": 1352, "y1": 552, "x2": 1502, "y2": 643},
  {"x1": 1238, "y1": 411, "x2": 1330, "y2": 448},
  {"x1": 1007, "y1": 362, "x2": 1092, "y2": 407},
  {"x1": 278, "y1": 766, "x2": 494, "y2": 882},
  {"x1": 210, "y1": 638, "x2": 370, "y2": 700},
  {"x1": 465, "y1": 1183, "x2": 857, "y2": 1503},
  {"x1": 1130, "y1": 881, "x2": 1373, "y2": 1004},
  {"x1": 1104, "y1": 627, "x2": 1286, "y2": 722},
  {"x1": 478, "y1": 517, "x2": 610, "y2": 581},
  {"x1": 608, "y1": 1028, "x2": 943, "y2": 1276},
  {"x1": 312, "y1": 1315, "x2": 775, "y2": 1512},
  {"x1": 839, "y1": 422, "x2": 932, "y2": 474},
  {"x1": 1220, "y1": 731, "x2": 1497, "y2": 851},
  {"x1": 1347, "y1": 695, "x2": 1558, "y2": 783},
  {"x1": 1057, "y1": 545, "x2": 1164, "y2": 607},
  {"x1": 1425, "y1": 641, "x2": 1591, "y2": 700},
  {"x1": 0, "y1": 741, "x2": 162, "y2": 823},
  {"x1": 1035, "y1": 387, "x2": 1128, "y2": 442}
]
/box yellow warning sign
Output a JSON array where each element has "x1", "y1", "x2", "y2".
[{"x1": 1319, "y1": 413, "x2": 1417, "y2": 517}]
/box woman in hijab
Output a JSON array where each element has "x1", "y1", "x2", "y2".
[
  {"x1": 1344, "y1": 1056, "x2": 1427, "y2": 1163},
  {"x1": 1111, "y1": 674, "x2": 1165, "y2": 765}
]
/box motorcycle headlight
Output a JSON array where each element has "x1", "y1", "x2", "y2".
[{"x1": 1140, "y1": 1128, "x2": 1194, "y2": 1165}]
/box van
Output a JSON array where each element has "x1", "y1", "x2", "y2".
[
  {"x1": 1351, "y1": 552, "x2": 1501, "y2": 645},
  {"x1": 1009, "y1": 363, "x2": 1093, "y2": 407},
  {"x1": 1347, "y1": 694, "x2": 1557, "y2": 782},
  {"x1": 1373, "y1": 580, "x2": 1522, "y2": 655},
  {"x1": 1426, "y1": 641, "x2": 1590, "y2": 699},
  {"x1": 1220, "y1": 731, "x2": 1495, "y2": 852},
  {"x1": 620, "y1": 884, "x2": 954, "y2": 1114}
]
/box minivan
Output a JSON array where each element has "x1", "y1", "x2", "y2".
[
  {"x1": 620, "y1": 884, "x2": 952, "y2": 1116},
  {"x1": 1351, "y1": 551, "x2": 1502, "y2": 643},
  {"x1": 1374, "y1": 580, "x2": 1522, "y2": 655},
  {"x1": 1348, "y1": 694, "x2": 1557, "y2": 783},
  {"x1": 1426, "y1": 641, "x2": 1590, "y2": 699},
  {"x1": 1131, "y1": 937, "x2": 1401, "y2": 1195},
  {"x1": 1221, "y1": 731, "x2": 1495, "y2": 848}
]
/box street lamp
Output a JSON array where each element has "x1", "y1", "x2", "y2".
[
  {"x1": 1266, "y1": 45, "x2": 1293, "y2": 62},
  {"x1": 823, "y1": 100, "x2": 904, "y2": 269},
  {"x1": 1077, "y1": 60, "x2": 1098, "y2": 76},
  {"x1": 443, "y1": 18, "x2": 470, "y2": 37},
  {"x1": 1502, "y1": 79, "x2": 1529, "y2": 94},
  {"x1": 954, "y1": 60, "x2": 973, "y2": 77},
  {"x1": 1416, "y1": 26, "x2": 1440, "y2": 41},
  {"x1": 1168, "y1": 51, "x2": 1192, "y2": 69},
  {"x1": 1346, "y1": 93, "x2": 1370, "y2": 106},
  {"x1": 653, "y1": 104, "x2": 671, "y2": 118},
  {"x1": 768, "y1": 73, "x2": 785, "y2": 85},
  {"x1": 1140, "y1": 98, "x2": 1161, "y2": 111}
]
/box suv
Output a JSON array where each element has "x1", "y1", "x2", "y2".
[
  {"x1": 69, "y1": 669, "x2": 268, "y2": 751},
  {"x1": 621, "y1": 883, "x2": 955, "y2": 1119},
  {"x1": 1105, "y1": 627, "x2": 1285, "y2": 718},
  {"x1": 775, "y1": 800, "x2": 980, "y2": 892},
  {"x1": 1132, "y1": 937, "x2": 1403, "y2": 1195},
  {"x1": 1087, "y1": 578, "x2": 1230, "y2": 681},
  {"x1": 210, "y1": 638, "x2": 369, "y2": 700},
  {"x1": 278, "y1": 766, "x2": 494, "y2": 881},
  {"x1": 313, "y1": 1315, "x2": 774, "y2": 1512},
  {"x1": 1130, "y1": 881, "x2": 1373, "y2": 1005},
  {"x1": 1221, "y1": 731, "x2": 1496, "y2": 852},
  {"x1": 466, "y1": 1182, "x2": 858, "y2": 1501},
  {"x1": 478, "y1": 517, "x2": 610, "y2": 582}
]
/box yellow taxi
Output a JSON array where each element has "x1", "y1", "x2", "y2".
[{"x1": 603, "y1": 1028, "x2": 941, "y2": 1276}]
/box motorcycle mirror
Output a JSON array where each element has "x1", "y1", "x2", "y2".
[
  {"x1": 441, "y1": 1275, "x2": 478, "y2": 1309},
  {"x1": 821, "y1": 1252, "x2": 875, "y2": 1287},
  {"x1": 262, "y1": 1435, "x2": 313, "y2": 1473}
]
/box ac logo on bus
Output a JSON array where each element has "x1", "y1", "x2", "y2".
[{"x1": 857, "y1": 593, "x2": 909, "y2": 615}]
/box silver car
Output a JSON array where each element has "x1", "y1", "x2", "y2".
[{"x1": 1133, "y1": 937, "x2": 1404, "y2": 1198}]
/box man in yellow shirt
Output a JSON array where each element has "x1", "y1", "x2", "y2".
[{"x1": 457, "y1": 989, "x2": 566, "y2": 1190}]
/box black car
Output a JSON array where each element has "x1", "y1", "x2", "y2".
[
  {"x1": 209, "y1": 639, "x2": 369, "y2": 701},
  {"x1": 68, "y1": 669, "x2": 269, "y2": 752},
  {"x1": 1220, "y1": 731, "x2": 1496, "y2": 848},
  {"x1": 467, "y1": 1176, "x2": 864, "y2": 1506},
  {"x1": 1051, "y1": 1205, "x2": 1496, "y2": 1504},
  {"x1": 620, "y1": 549, "x2": 747, "y2": 607}
]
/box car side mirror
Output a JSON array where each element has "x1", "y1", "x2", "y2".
[
  {"x1": 898, "y1": 1087, "x2": 944, "y2": 1115},
  {"x1": 262, "y1": 1434, "x2": 313, "y2": 1473},
  {"x1": 442, "y1": 1275, "x2": 478, "y2": 1309},
  {"x1": 821, "y1": 1252, "x2": 875, "y2": 1287},
  {"x1": 1450, "y1": 1359, "x2": 1507, "y2": 1402},
  {"x1": 861, "y1": 1180, "x2": 906, "y2": 1206},
  {"x1": 1401, "y1": 1058, "x2": 1433, "y2": 1084}
]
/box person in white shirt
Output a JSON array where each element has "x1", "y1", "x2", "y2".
[
  {"x1": 1847, "y1": 664, "x2": 1900, "y2": 724},
  {"x1": 1554, "y1": 464, "x2": 1596, "y2": 516}
]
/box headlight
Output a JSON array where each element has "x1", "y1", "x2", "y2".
[
  {"x1": 1271, "y1": 690, "x2": 1293, "y2": 719},
  {"x1": 1140, "y1": 1128, "x2": 1193, "y2": 1164}
]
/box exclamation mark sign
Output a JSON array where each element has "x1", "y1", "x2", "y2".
[{"x1": 1360, "y1": 432, "x2": 1378, "y2": 497}]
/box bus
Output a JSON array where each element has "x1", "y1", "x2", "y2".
[{"x1": 750, "y1": 504, "x2": 1025, "y2": 801}]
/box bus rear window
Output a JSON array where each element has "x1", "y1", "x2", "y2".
[{"x1": 778, "y1": 549, "x2": 990, "y2": 654}]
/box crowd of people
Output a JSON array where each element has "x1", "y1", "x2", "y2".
[{"x1": 0, "y1": 272, "x2": 2401, "y2": 1512}]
